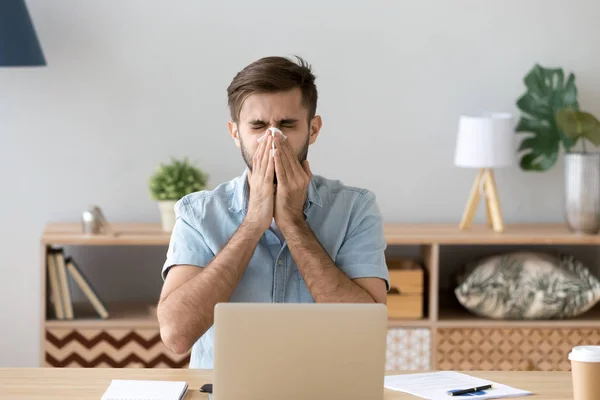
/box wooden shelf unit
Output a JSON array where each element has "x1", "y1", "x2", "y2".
[{"x1": 40, "y1": 222, "x2": 600, "y2": 371}]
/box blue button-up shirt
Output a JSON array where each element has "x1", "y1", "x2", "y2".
[{"x1": 162, "y1": 169, "x2": 390, "y2": 368}]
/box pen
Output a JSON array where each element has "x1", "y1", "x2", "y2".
[{"x1": 447, "y1": 384, "x2": 492, "y2": 396}]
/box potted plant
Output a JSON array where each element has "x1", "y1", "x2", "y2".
[
  {"x1": 556, "y1": 108, "x2": 600, "y2": 233},
  {"x1": 149, "y1": 157, "x2": 208, "y2": 231},
  {"x1": 515, "y1": 64, "x2": 600, "y2": 233}
]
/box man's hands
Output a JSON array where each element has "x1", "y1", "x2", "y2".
[
  {"x1": 244, "y1": 130, "x2": 312, "y2": 234},
  {"x1": 245, "y1": 134, "x2": 275, "y2": 234},
  {"x1": 273, "y1": 135, "x2": 312, "y2": 231}
]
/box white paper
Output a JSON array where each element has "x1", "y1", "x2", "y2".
[
  {"x1": 101, "y1": 379, "x2": 188, "y2": 400},
  {"x1": 384, "y1": 371, "x2": 532, "y2": 400},
  {"x1": 257, "y1": 128, "x2": 288, "y2": 157},
  {"x1": 256, "y1": 128, "x2": 288, "y2": 143}
]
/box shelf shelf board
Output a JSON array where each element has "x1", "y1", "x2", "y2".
[
  {"x1": 45, "y1": 301, "x2": 434, "y2": 330},
  {"x1": 45, "y1": 302, "x2": 158, "y2": 329},
  {"x1": 43, "y1": 222, "x2": 600, "y2": 247},
  {"x1": 384, "y1": 223, "x2": 600, "y2": 245},
  {"x1": 42, "y1": 223, "x2": 171, "y2": 246},
  {"x1": 436, "y1": 306, "x2": 600, "y2": 328},
  {"x1": 387, "y1": 318, "x2": 432, "y2": 328}
]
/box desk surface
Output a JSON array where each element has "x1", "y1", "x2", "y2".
[{"x1": 0, "y1": 368, "x2": 573, "y2": 399}]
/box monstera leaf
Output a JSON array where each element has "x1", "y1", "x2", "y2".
[
  {"x1": 516, "y1": 64, "x2": 579, "y2": 171},
  {"x1": 556, "y1": 108, "x2": 600, "y2": 148}
]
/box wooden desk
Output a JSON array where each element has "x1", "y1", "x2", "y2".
[{"x1": 0, "y1": 368, "x2": 573, "y2": 399}]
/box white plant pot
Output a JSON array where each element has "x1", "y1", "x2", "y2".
[
  {"x1": 158, "y1": 200, "x2": 178, "y2": 232},
  {"x1": 565, "y1": 153, "x2": 600, "y2": 234}
]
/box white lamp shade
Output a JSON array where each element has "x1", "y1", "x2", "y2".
[{"x1": 454, "y1": 113, "x2": 516, "y2": 168}]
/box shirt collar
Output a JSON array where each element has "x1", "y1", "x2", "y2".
[{"x1": 229, "y1": 168, "x2": 322, "y2": 214}]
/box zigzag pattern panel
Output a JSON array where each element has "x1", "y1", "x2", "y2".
[
  {"x1": 437, "y1": 328, "x2": 600, "y2": 371},
  {"x1": 45, "y1": 328, "x2": 190, "y2": 368},
  {"x1": 386, "y1": 328, "x2": 431, "y2": 371}
]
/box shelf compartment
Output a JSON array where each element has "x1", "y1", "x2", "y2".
[
  {"x1": 44, "y1": 326, "x2": 188, "y2": 368},
  {"x1": 436, "y1": 325, "x2": 600, "y2": 371}
]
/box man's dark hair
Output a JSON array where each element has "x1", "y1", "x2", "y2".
[{"x1": 227, "y1": 55, "x2": 318, "y2": 123}]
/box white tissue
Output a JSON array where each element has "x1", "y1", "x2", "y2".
[
  {"x1": 269, "y1": 127, "x2": 283, "y2": 136},
  {"x1": 257, "y1": 127, "x2": 287, "y2": 143},
  {"x1": 257, "y1": 127, "x2": 287, "y2": 157}
]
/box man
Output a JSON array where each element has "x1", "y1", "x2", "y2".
[{"x1": 157, "y1": 56, "x2": 389, "y2": 368}]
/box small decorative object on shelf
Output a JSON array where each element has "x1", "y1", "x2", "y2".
[
  {"x1": 148, "y1": 157, "x2": 208, "y2": 232},
  {"x1": 81, "y1": 205, "x2": 113, "y2": 235},
  {"x1": 556, "y1": 108, "x2": 600, "y2": 234},
  {"x1": 454, "y1": 113, "x2": 516, "y2": 233},
  {"x1": 515, "y1": 64, "x2": 600, "y2": 234},
  {"x1": 454, "y1": 251, "x2": 600, "y2": 320}
]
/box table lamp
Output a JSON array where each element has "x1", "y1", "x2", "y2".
[
  {"x1": 454, "y1": 113, "x2": 515, "y2": 233},
  {"x1": 0, "y1": 0, "x2": 46, "y2": 67}
]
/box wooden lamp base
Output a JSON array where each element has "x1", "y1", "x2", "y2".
[{"x1": 459, "y1": 168, "x2": 505, "y2": 232}]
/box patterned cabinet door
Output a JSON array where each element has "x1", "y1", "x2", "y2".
[
  {"x1": 45, "y1": 328, "x2": 190, "y2": 368},
  {"x1": 386, "y1": 328, "x2": 431, "y2": 371},
  {"x1": 437, "y1": 328, "x2": 600, "y2": 371}
]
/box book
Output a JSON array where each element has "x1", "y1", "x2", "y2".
[
  {"x1": 65, "y1": 256, "x2": 109, "y2": 319},
  {"x1": 54, "y1": 249, "x2": 74, "y2": 319},
  {"x1": 384, "y1": 371, "x2": 532, "y2": 399},
  {"x1": 101, "y1": 379, "x2": 188, "y2": 400},
  {"x1": 46, "y1": 250, "x2": 64, "y2": 319}
]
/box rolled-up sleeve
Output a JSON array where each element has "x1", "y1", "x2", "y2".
[
  {"x1": 161, "y1": 198, "x2": 215, "y2": 280},
  {"x1": 334, "y1": 190, "x2": 390, "y2": 291}
]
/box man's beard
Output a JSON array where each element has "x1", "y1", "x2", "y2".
[{"x1": 240, "y1": 135, "x2": 309, "y2": 184}]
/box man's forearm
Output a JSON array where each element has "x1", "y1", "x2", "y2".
[
  {"x1": 158, "y1": 221, "x2": 262, "y2": 353},
  {"x1": 282, "y1": 220, "x2": 376, "y2": 303}
]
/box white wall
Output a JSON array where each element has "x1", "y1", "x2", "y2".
[{"x1": 2, "y1": 0, "x2": 600, "y2": 367}]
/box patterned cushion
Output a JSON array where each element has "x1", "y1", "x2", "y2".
[{"x1": 454, "y1": 251, "x2": 600, "y2": 320}]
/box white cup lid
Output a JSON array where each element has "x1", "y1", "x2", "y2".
[{"x1": 569, "y1": 346, "x2": 600, "y2": 363}]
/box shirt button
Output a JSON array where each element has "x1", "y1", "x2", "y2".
[{"x1": 278, "y1": 259, "x2": 283, "y2": 266}]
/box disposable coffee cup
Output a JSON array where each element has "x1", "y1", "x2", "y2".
[{"x1": 569, "y1": 346, "x2": 600, "y2": 400}]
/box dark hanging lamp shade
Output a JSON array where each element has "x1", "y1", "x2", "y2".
[{"x1": 0, "y1": 0, "x2": 46, "y2": 66}]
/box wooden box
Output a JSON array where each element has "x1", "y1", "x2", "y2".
[{"x1": 386, "y1": 259, "x2": 424, "y2": 319}]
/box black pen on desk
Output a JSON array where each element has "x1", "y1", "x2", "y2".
[{"x1": 447, "y1": 384, "x2": 492, "y2": 396}]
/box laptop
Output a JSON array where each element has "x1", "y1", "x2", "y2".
[{"x1": 212, "y1": 303, "x2": 388, "y2": 400}]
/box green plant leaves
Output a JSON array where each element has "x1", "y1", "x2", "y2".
[
  {"x1": 516, "y1": 118, "x2": 559, "y2": 172},
  {"x1": 515, "y1": 64, "x2": 579, "y2": 171},
  {"x1": 556, "y1": 108, "x2": 600, "y2": 147},
  {"x1": 149, "y1": 157, "x2": 208, "y2": 201}
]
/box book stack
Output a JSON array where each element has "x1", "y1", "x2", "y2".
[{"x1": 46, "y1": 248, "x2": 110, "y2": 320}]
